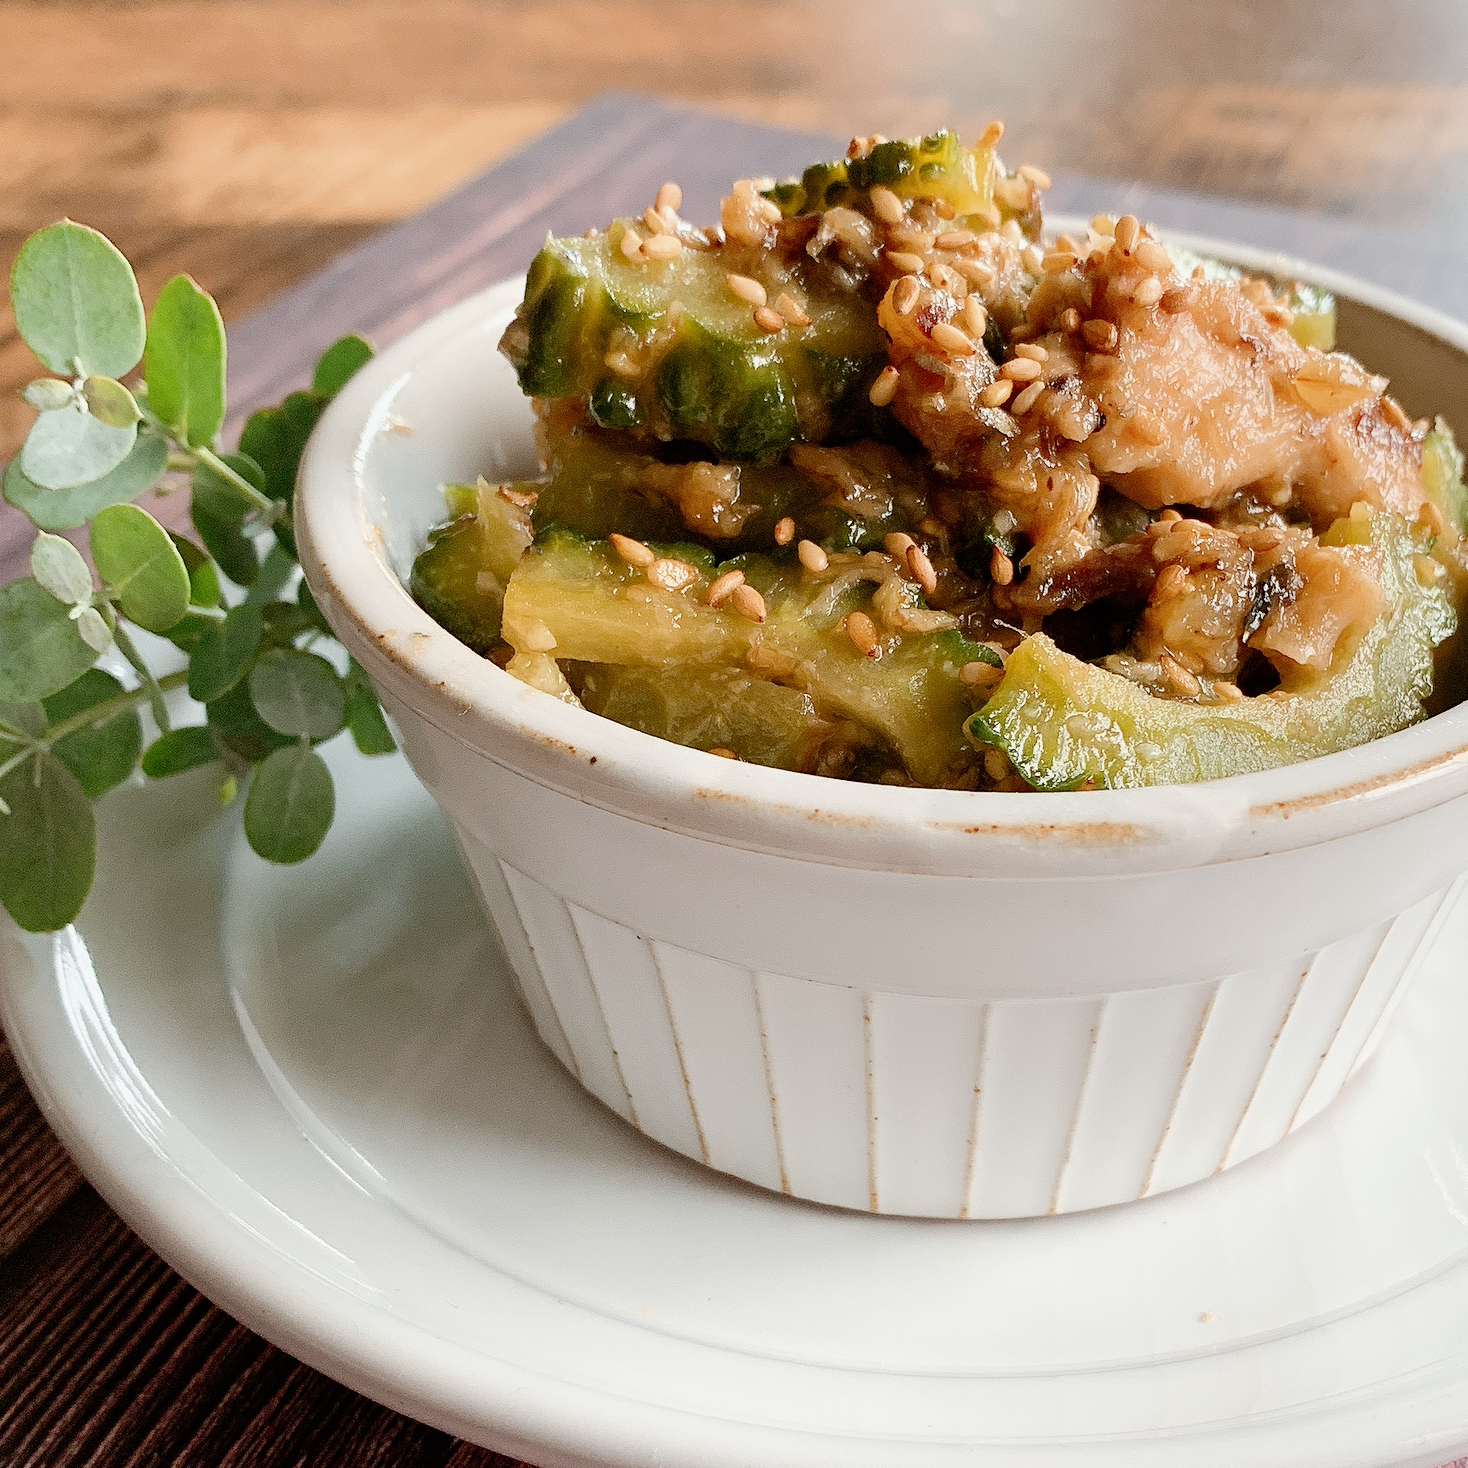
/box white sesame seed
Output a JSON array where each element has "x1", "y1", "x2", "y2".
[
  {"x1": 1018, "y1": 163, "x2": 1052, "y2": 189},
  {"x1": 705, "y1": 568, "x2": 747, "y2": 607},
  {"x1": 619, "y1": 226, "x2": 644, "y2": 261},
  {"x1": 609, "y1": 532, "x2": 655, "y2": 567},
  {"x1": 931, "y1": 321, "x2": 976, "y2": 355},
  {"x1": 1013, "y1": 342, "x2": 1048, "y2": 362},
  {"x1": 774, "y1": 515, "x2": 796, "y2": 545},
  {"x1": 869, "y1": 365, "x2": 901, "y2": 406},
  {"x1": 1011, "y1": 381, "x2": 1045, "y2": 414},
  {"x1": 641, "y1": 233, "x2": 683, "y2": 260},
  {"x1": 1132, "y1": 275, "x2": 1165, "y2": 307},
  {"x1": 729, "y1": 583, "x2": 767, "y2": 622},
  {"x1": 798, "y1": 539, "x2": 829, "y2": 573},
  {"x1": 754, "y1": 305, "x2": 785, "y2": 333},
  {"x1": 775, "y1": 291, "x2": 811, "y2": 327},
  {"x1": 887, "y1": 250, "x2": 927, "y2": 274},
  {"x1": 870, "y1": 186, "x2": 905, "y2": 224},
  {"x1": 726, "y1": 272, "x2": 767, "y2": 306},
  {"x1": 963, "y1": 296, "x2": 988, "y2": 338},
  {"x1": 979, "y1": 378, "x2": 1013, "y2": 407},
  {"x1": 1000, "y1": 356, "x2": 1043, "y2": 382},
  {"x1": 656, "y1": 181, "x2": 683, "y2": 213},
  {"x1": 647, "y1": 557, "x2": 699, "y2": 591}
]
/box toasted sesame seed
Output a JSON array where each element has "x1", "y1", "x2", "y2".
[
  {"x1": 1018, "y1": 163, "x2": 1051, "y2": 189},
  {"x1": 774, "y1": 515, "x2": 796, "y2": 546},
  {"x1": 931, "y1": 321, "x2": 976, "y2": 355},
  {"x1": 1059, "y1": 307, "x2": 1082, "y2": 333},
  {"x1": 641, "y1": 233, "x2": 683, "y2": 260},
  {"x1": 1160, "y1": 284, "x2": 1198, "y2": 313},
  {"x1": 963, "y1": 660, "x2": 1004, "y2": 690},
  {"x1": 891, "y1": 274, "x2": 922, "y2": 316},
  {"x1": 1113, "y1": 213, "x2": 1141, "y2": 252},
  {"x1": 978, "y1": 378, "x2": 1014, "y2": 407},
  {"x1": 1010, "y1": 380, "x2": 1045, "y2": 415},
  {"x1": 953, "y1": 258, "x2": 996, "y2": 287},
  {"x1": 1000, "y1": 356, "x2": 1043, "y2": 382},
  {"x1": 870, "y1": 185, "x2": 905, "y2": 224},
  {"x1": 705, "y1": 568, "x2": 747, "y2": 607},
  {"x1": 647, "y1": 557, "x2": 699, "y2": 591},
  {"x1": 906, "y1": 543, "x2": 938, "y2": 594},
  {"x1": 884, "y1": 531, "x2": 916, "y2": 559},
  {"x1": 1215, "y1": 682, "x2": 1245, "y2": 701},
  {"x1": 1154, "y1": 563, "x2": 1188, "y2": 598},
  {"x1": 936, "y1": 228, "x2": 977, "y2": 251},
  {"x1": 1041, "y1": 250, "x2": 1077, "y2": 274},
  {"x1": 619, "y1": 226, "x2": 644, "y2": 261},
  {"x1": 1135, "y1": 239, "x2": 1172, "y2": 274},
  {"x1": 729, "y1": 583, "x2": 767, "y2": 622},
  {"x1": 642, "y1": 205, "x2": 670, "y2": 235},
  {"x1": 1013, "y1": 342, "x2": 1048, "y2": 362},
  {"x1": 656, "y1": 181, "x2": 683, "y2": 213},
  {"x1": 887, "y1": 250, "x2": 927, "y2": 274},
  {"x1": 708, "y1": 746, "x2": 738, "y2": 759},
  {"x1": 845, "y1": 610, "x2": 880, "y2": 656},
  {"x1": 727, "y1": 272, "x2": 767, "y2": 306},
  {"x1": 1082, "y1": 318, "x2": 1119, "y2": 351},
  {"x1": 1021, "y1": 245, "x2": 1045, "y2": 275},
  {"x1": 1418, "y1": 500, "x2": 1446, "y2": 537},
  {"x1": 1132, "y1": 275, "x2": 1165, "y2": 307},
  {"x1": 775, "y1": 292, "x2": 811, "y2": 327},
  {"x1": 754, "y1": 305, "x2": 786, "y2": 333},
  {"x1": 977, "y1": 119, "x2": 1005, "y2": 149},
  {"x1": 962, "y1": 297, "x2": 989, "y2": 338},
  {"x1": 990, "y1": 546, "x2": 1015, "y2": 585},
  {"x1": 798, "y1": 539, "x2": 829, "y2": 573},
  {"x1": 869, "y1": 365, "x2": 901, "y2": 406},
  {"x1": 609, "y1": 532, "x2": 655, "y2": 567},
  {"x1": 1159, "y1": 652, "x2": 1201, "y2": 698}
]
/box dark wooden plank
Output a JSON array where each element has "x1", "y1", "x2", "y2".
[{"x1": 0, "y1": 1036, "x2": 85, "y2": 1259}]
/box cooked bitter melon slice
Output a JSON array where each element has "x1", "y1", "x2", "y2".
[{"x1": 967, "y1": 511, "x2": 1454, "y2": 789}]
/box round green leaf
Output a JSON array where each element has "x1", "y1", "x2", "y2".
[
  {"x1": 238, "y1": 391, "x2": 325, "y2": 503},
  {"x1": 0, "y1": 578, "x2": 97, "y2": 704},
  {"x1": 345, "y1": 680, "x2": 396, "y2": 756},
  {"x1": 206, "y1": 678, "x2": 290, "y2": 763},
  {"x1": 167, "y1": 531, "x2": 221, "y2": 607},
  {"x1": 191, "y1": 452, "x2": 264, "y2": 587},
  {"x1": 43, "y1": 668, "x2": 142, "y2": 799},
  {"x1": 91, "y1": 502, "x2": 191, "y2": 632},
  {"x1": 144, "y1": 273, "x2": 227, "y2": 447},
  {"x1": 10, "y1": 221, "x2": 146, "y2": 379},
  {"x1": 3, "y1": 429, "x2": 168, "y2": 532},
  {"x1": 75, "y1": 605, "x2": 112, "y2": 654},
  {"x1": 30, "y1": 531, "x2": 93, "y2": 606},
  {"x1": 141, "y1": 724, "x2": 218, "y2": 778},
  {"x1": 20, "y1": 405, "x2": 137, "y2": 490},
  {"x1": 188, "y1": 604, "x2": 263, "y2": 703},
  {"x1": 0, "y1": 750, "x2": 97, "y2": 932},
  {"x1": 23, "y1": 378, "x2": 75, "y2": 412},
  {"x1": 244, "y1": 744, "x2": 334, "y2": 863},
  {"x1": 297, "y1": 580, "x2": 335, "y2": 638},
  {"x1": 82, "y1": 375, "x2": 142, "y2": 428},
  {"x1": 312, "y1": 334, "x2": 373, "y2": 398},
  {"x1": 248, "y1": 649, "x2": 345, "y2": 740}
]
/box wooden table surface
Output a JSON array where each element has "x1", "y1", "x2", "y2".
[{"x1": 6, "y1": 5, "x2": 1468, "y2": 1462}]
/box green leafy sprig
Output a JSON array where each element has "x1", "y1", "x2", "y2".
[{"x1": 1, "y1": 221, "x2": 393, "y2": 933}]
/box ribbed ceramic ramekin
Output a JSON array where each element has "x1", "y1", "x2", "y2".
[{"x1": 297, "y1": 233, "x2": 1468, "y2": 1218}]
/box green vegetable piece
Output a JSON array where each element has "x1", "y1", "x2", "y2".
[
  {"x1": 82, "y1": 375, "x2": 142, "y2": 428},
  {"x1": 0, "y1": 751, "x2": 96, "y2": 932},
  {"x1": 10, "y1": 221, "x2": 146, "y2": 379},
  {"x1": 312, "y1": 334, "x2": 373, "y2": 398},
  {"x1": 1423, "y1": 419, "x2": 1468, "y2": 534},
  {"x1": 91, "y1": 503, "x2": 191, "y2": 632},
  {"x1": 968, "y1": 511, "x2": 1454, "y2": 789},
  {"x1": 244, "y1": 744, "x2": 334, "y2": 863},
  {"x1": 344, "y1": 677, "x2": 396, "y2": 756},
  {"x1": 1283, "y1": 282, "x2": 1336, "y2": 352},
  {"x1": 3, "y1": 429, "x2": 168, "y2": 532},
  {"x1": 168, "y1": 531, "x2": 222, "y2": 607},
  {"x1": 20, "y1": 406, "x2": 138, "y2": 490},
  {"x1": 144, "y1": 273, "x2": 227, "y2": 447},
  {"x1": 43, "y1": 668, "x2": 142, "y2": 798},
  {"x1": 206, "y1": 677, "x2": 291, "y2": 763},
  {"x1": 248, "y1": 648, "x2": 345, "y2": 740},
  {"x1": 141, "y1": 724, "x2": 219, "y2": 778},
  {"x1": 503, "y1": 228, "x2": 886, "y2": 460},
  {"x1": 0, "y1": 578, "x2": 97, "y2": 704},
  {"x1": 188, "y1": 603, "x2": 263, "y2": 703},
  {"x1": 30, "y1": 531, "x2": 93, "y2": 606}
]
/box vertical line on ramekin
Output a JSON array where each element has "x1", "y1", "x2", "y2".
[
  {"x1": 1282, "y1": 921, "x2": 1393, "y2": 1138},
  {"x1": 566, "y1": 902, "x2": 639, "y2": 1128},
  {"x1": 649, "y1": 941, "x2": 711, "y2": 1165},
  {"x1": 752, "y1": 972, "x2": 792, "y2": 1195},
  {"x1": 496, "y1": 859, "x2": 580, "y2": 1083},
  {"x1": 1217, "y1": 953, "x2": 1317, "y2": 1173},
  {"x1": 863, "y1": 993, "x2": 879, "y2": 1213},
  {"x1": 958, "y1": 1003, "x2": 992, "y2": 1219},
  {"x1": 1049, "y1": 997, "x2": 1107, "y2": 1216},
  {"x1": 1141, "y1": 982, "x2": 1219, "y2": 1198}
]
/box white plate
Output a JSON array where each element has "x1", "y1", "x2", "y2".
[{"x1": 5, "y1": 741, "x2": 1468, "y2": 1468}]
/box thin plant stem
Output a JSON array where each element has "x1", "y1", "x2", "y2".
[
  {"x1": 109, "y1": 617, "x2": 171, "y2": 733},
  {"x1": 40, "y1": 669, "x2": 189, "y2": 746},
  {"x1": 192, "y1": 444, "x2": 287, "y2": 528}
]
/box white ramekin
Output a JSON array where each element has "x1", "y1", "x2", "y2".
[{"x1": 296, "y1": 231, "x2": 1468, "y2": 1219}]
